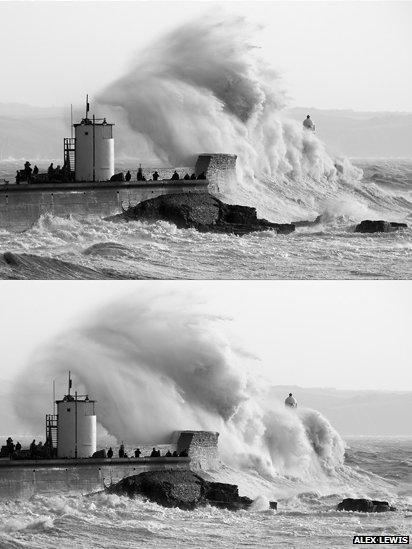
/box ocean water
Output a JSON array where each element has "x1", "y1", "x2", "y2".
[
  {"x1": 0, "y1": 437, "x2": 410, "y2": 549},
  {"x1": 0, "y1": 159, "x2": 411, "y2": 280}
]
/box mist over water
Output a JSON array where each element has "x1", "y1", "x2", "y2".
[{"x1": 14, "y1": 291, "x2": 344, "y2": 483}]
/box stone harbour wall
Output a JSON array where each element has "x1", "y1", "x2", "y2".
[
  {"x1": 195, "y1": 154, "x2": 237, "y2": 196},
  {"x1": 176, "y1": 431, "x2": 220, "y2": 470}
]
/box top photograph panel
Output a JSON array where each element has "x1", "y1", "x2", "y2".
[{"x1": 0, "y1": 1, "x2": 411, "y2": 279}]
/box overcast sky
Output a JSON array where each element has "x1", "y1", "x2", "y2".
[
  {"x1": 0, "y1": 1, "x2": 411, "y2": 112},
  {"x1": 0, "y1": 280, "x2": 410, "y2": 392}
]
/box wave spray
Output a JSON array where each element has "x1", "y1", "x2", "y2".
[
  {"x1": 98, "y1": 15, "x2": 363, "y2": 221},
  {"x1": 14, "y1": 290, "x2": 344, "y2": 483}
]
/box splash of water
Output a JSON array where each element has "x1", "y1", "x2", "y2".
[
  {"x1": 14, "y1": 290, "x2": 344, "y2": 482},
  {"x1": 98, "y1": 15, "x2": 365, "y2": 221}
]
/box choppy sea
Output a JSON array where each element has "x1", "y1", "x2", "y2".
[
  {"x1": 0, "y1": 437, "x2": 410, "y2": 548},
  {"x1": 0, "y1": 159, "x2": 411, "y2": 279}
]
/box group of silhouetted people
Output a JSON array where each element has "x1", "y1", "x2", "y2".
[
  {"x1": 1, "y1": 437, "x2": 55, "y2": 460},
  {"x1": 122, "y1": 166, "x2": 207, "y2": 183},
  {"x1": 105, "y1": 445, "x2": 188, "y2": 459},
  {"x1": 3, "y1": 437, "x2": 21, "y2": 458},
  {"x1": 171, "y1": 170, "x2": 206, "y2": 181},
  {"x1": 15, "y1": 160, "x2": 73, "y2": 184}
]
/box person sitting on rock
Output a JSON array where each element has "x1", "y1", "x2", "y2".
[
  {"x1": 284, "y1": 392, "x2": 297, "y2": 408},
  {"x1": 107, "y1": 447, "x2": 113, "y2": 458},
  {"x1": 15, "y1": 171, "x2": 21, "y2": 184},
  {"x1": 150, "y1": 447, "x2": 158, "y2": 457},
  {"x1": 165, "y1": 450, "x2": 172, "y2": 457},
  {"x1": 197, "y1": 172, "x2": 206, "y2": 180},
  {"x1": 125, "y1": 170, "x2": 131, "y2": 182},
  {"x1": 134, "y1": 448, "x2": 141, "y2": 458},
  {"x1": 118, "y1": 444, "x2": 125, "y2": 458},
  {"x1": 190, "y1": 173, "x2": 197, "y2": 180},
  {"x1": 172, "y1": 451, "x2": 178, "y2": 457},
  {"x1": 15, "y1": 441, "x2": 21, "y2": 453},
  {"x1": 33, "y1": 165, "x2": 39, "y2": 176},
  {"x1": 152, "y1": 171, "x2": 159, "y2": 181},
  {"x1": 183, "y1": 173, "x2": 190, "y2": 180},
  {"x1": 48, "y1": 163, "x2": 54, "y2": 181},
  {"x1": 171, "y1": 170, "x2": 180, "y2": 180}
]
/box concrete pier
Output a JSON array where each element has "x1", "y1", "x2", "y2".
[
  {"x1": 0, "y1": 431, "x2": 219, "y2": 500},
  {"x1": 0, "y1": 456, "x2": 190, "y2": 499},
  {"x1": 0, "y1": 179, "x2": 209, "y2": 231}
]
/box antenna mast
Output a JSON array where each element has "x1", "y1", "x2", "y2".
[
  {"x1": 68, "y1": 370, "x2": 72, "y2": 396},
  {"x1": 53, "y1": 379, "x2": 56, "y2": 414}
]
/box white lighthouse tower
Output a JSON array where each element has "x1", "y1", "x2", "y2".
[
  {"x1": 73, "y1": 96, "x2": 114, "y2": 182},
  {"x1": 55, "y1": 373, "x2": 97, "y2": 459}
]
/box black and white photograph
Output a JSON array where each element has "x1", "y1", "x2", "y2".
[
  {"x1": 0, "y1": 1, "x2": 410, "y2": 279},
  {"x1": 0, "y1": 282, "x2": 410, "y2": 547},
  {"x1": 0, "y1": 1, "x2": 411, "y2": 548}
]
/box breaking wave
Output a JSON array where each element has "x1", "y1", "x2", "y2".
[
  {"x1": 96, "y1": 15, "x2": 404, "y2": 224},
  {"x1": 14, "y1": 291, "x2": 344, "y2": 486}
]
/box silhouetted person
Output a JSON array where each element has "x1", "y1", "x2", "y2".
[
  {"x1": 171, "y1": 170, "x2": 180, "y2": 181},
  {"x1": 150, "y1": 447, "x2": 158, "y2": 457},
  {"x1": 172, "y1": 451, "x2": 178, "y2": 457},
  {"x1": 285, "y1": 392, "x2": 297, "y2": 408},
  {"x1": 30, "y1": 439, "x2": 36, "y2": 459},
  {"x1": 107, "y1": 447, "x2": 113, "y2": 458},
  {"x1": 125, "y1": 170, "x2": 131, "y2": 182},
  {"x1": 119, "y1": 444, "x2": 125, "y2": 458},
  {"x1": 183, "y1": 173, "x2": 190, "y2": 180},
  {"x1": 24, "y1": 161, "x2": 32, "y2": 180},
  {"x1": 15, "y1": 441, "x2": 21, "y2": 453},
  {"x1": 197, "y1": 172, "x2": 206, "y2": 180},
  {"x1": 165, "y1": 450, "x2": 172, "y2": 457},
  {"x1": 48, "y1": 163, "x2": 54, "y2": 181},
  {"x1": 44, "y1": 436, "x2": 52, "y2": 459},
  {"x1": 33, "y1": 165, "x2": 39, "y2": 175},
  {"x1": 190, "y1": 173, "x2": 197, "y2": 180},
  {"x1": 137, "y1": 165, "x2": 144, "y2": 181},
  {"x1": 134, "y1": 448, "x2": 141, "y2": 458},
  {"x1": 303, "y1": 115, "x2": 315, "y2": 131},
  {"x1": 6, "y1": 437, "x2": 14, "y2": 457},
  {"x1": 152, "y1": 171, "x2": 159, "y2": 181},
  {"x1": 15, "y1": 171, "x2": 21, "y2": 184},
  {"x1": 179, "y1": 449, "x2": 188, "y2": 457}
]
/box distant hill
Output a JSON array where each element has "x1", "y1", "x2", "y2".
[
  {"x1": 268, "y1": 385, "x2": 412, "y2": 436},
  {"x1": 1, "y1": 102, "x2": 412, "y2": 160},
  {"x1": 286, "y1": 107, "x2": 412, "y2": 158}
]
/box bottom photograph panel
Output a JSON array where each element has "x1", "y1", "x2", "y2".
[{"x1": 0, "y1": 281, "x2": 410, "y2": 548}]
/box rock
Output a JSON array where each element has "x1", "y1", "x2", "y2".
[
  {"x1": 107, "y1": 470, "x2": 259, "y2": 511},
  {"x1": 337, "y1": 498, "x2": 396, "y2": 513},
  {"x1": 355, "y1": 220, "x2": 408, "y2": 233},
  {"x1": 120, "y1": 193, "x2": 295, "y2": 235}
]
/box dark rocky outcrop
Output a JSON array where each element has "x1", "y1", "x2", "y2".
[
  {"x1": 355, "y1": 220, "x2": 408, "y2": 233},
  {"x1": 337, "y1": 498, "x2": 396, "y2": 513},
  {"x1": 107, "y1": 470, "x2": 262, "y2": 511},
  {"x1": 120, "y1": 193, "x2": 295, "y2": 235}
]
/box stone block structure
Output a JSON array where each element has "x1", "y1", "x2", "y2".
[
  {"x1": 195, "y1": 154, "x2": 237, "y2": 196},
  {"x1": 176, "y1": 430, "x2": 219, "y2": 470}
]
